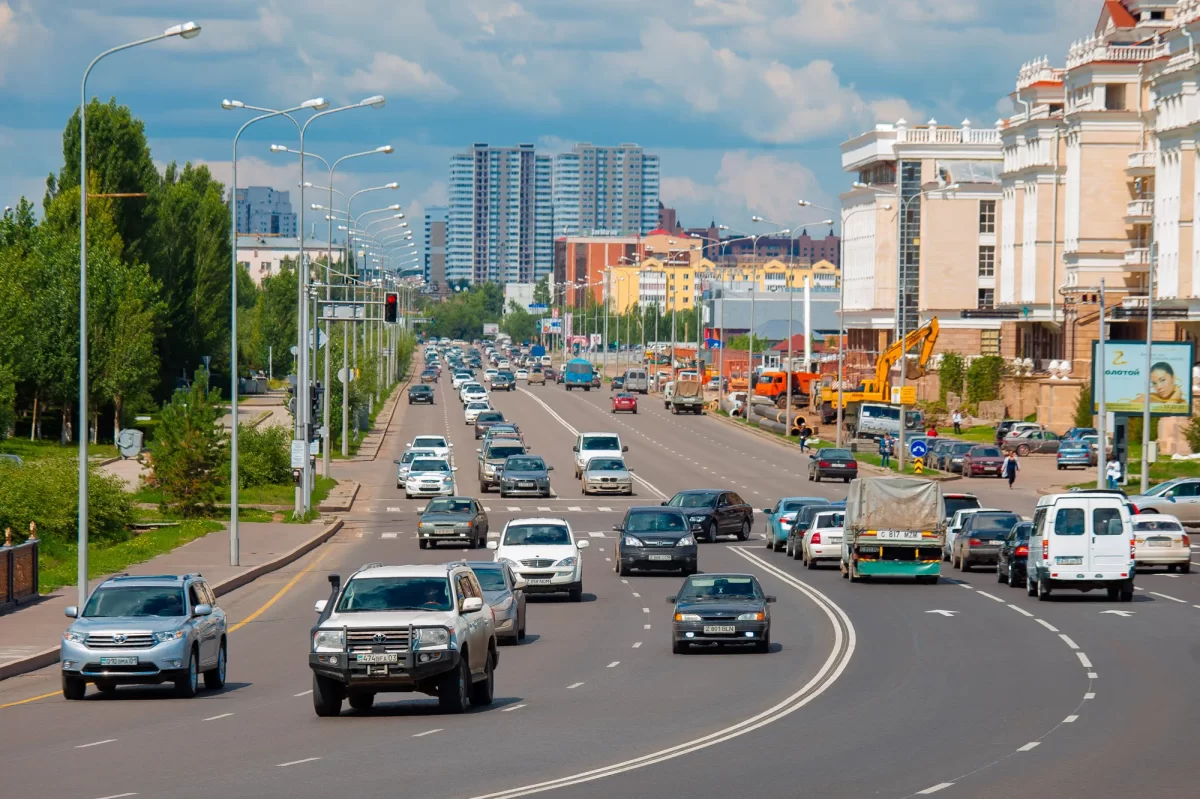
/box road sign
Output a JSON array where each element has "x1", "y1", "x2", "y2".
[
  {"x1": 552, "y1": 308, "x2": 559, "y2": 319},
  {"x1": 289, "y1": 346, "x2": 299, "y2": 356},
  {"x1": 913, "y1": 456, "x2": 924, "y2": 474},
  {"x1": 925, "y1": 610, "x2": 957, "y2": 617},
  {"x1": 890, "y1": 386, "x2": 916, "y2": 405},
  {"x1": 528, "y1": 303, "x2": 548, "y2": 312},
  {"x1": 337, "y1": 367, "x2": 356, "y2": 384},
  {"x1": 290, "y1": 440, "x2": 306, "y2": 468},
  {"x1": 308, "y1": 329, "x2": 328, "y2": 350},
  {"x1": 910, "y1": 439, "x2": 928, "y2": 459}
]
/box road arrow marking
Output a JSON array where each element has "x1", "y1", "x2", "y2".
[
  {"x1": 925, "y1": 610, "x2": 958, "y2": 617},
  {"x1": 1101, "y1": 610, "x2": 1136, "y2": 617}
]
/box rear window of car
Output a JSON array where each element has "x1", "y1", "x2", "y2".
[
  {"x1": 413, "y1": 437, "x2": 446, "y2": 449},
  {"x1": 944, "y1": 496, "x2": 981, "y2": 517},
  {"x1": 477, "y1": 412, "x2": 504, "y2": 422},
  {"x1": 822, "y1": 449, "x2": 853, "y2": 459},
  {"x1": 970, "y1": 447, "x2": 1002, "y2": 457},
  {"x1": 1135, "y1": 519, "x2": 1183, "y2": 532},
  {"x1": 487, "y1": 445, "x2": 525, "y2": 460},
  {"x1": 967, "y1": 513, "x2": 1021, "y2": 535}
]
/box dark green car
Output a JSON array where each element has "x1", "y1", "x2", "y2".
[{"x1": 417, "y1": 496, "x2": 489, "y2": 549}]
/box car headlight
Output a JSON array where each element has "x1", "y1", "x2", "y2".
[
  {"x1": 313, "y1": 629, "x2": 345, "y2": 652},
  {"x1": 674, "y1": 613, "x2": 701, "y2": 622},
  {"x1": 737, "y1": 612, "x2": 765, "y2": 621},
  {"x1": 623, "y1": 535, "x2": 644, "y2": 547},
  {"x1": 677, "y1": 535, "x2": 696, "y2": 547},
  {"x1": 416, "y1": 627, "x2": 451, "y2": 647},
  {"x1": 419, "y1": 522, "x2": 433, "y2": 529},
  {"x1": 556, "y1": 556, "x2": 578, "y2": 567},
  {"x1": 498, "y1": 557, "x2": 519, "y2": 569},
  {"x1": 153, "y1": 629, "x2": 186, "y2": 644},
  {"x1": 443, "y1": 475, "x2": 454, "y2": 483},
  {"x1": 688, "y1": 515, "x2": 707, "y2": 523},
  {"x1": 63, "y1": 630, "x2": 86, "y2": 644},
  {"x1": 484, "y1": 464, "x2": 495, "y2": 475}
]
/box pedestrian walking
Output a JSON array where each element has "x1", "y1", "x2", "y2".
[
  {"x1": 1106, "y1": 456, "x2": 1122, "y2": 489},
  {"x1": 1003, "y1": 450, "x2": 1019, "y2": 489},
  {"x1": 952, "y1": 410, "x2": 963, "y2": 435},
  {"x1": 879, "y1": 433, "x2": 892, "y2": 469},
  {"x1": 798, "y1": 422, "x2": 812, "y2": 452}
]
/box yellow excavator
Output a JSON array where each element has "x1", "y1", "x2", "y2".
[{"x1": 811, "y1": 317, "x2": 940, "y2": 423}]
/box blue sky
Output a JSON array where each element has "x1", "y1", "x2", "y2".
[{"x1": 1, "y1": 0, "x2": 1101, "y2": 240}]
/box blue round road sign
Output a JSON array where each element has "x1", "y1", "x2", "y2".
[{"x1": 909, "y1": 439, "x2": 928, "y2": 458}]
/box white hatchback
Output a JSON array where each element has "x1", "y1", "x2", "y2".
[
  {"x1": 1132, "y1": 514, "x2": 1191, "y2": 573},
  {"x1": 464, "y1": 401, "x2": 491, "y2": 425},
  {"x1": 488, "y1": 518, "x2": 589, "y2": 602},
  {"x1": 802, "y1": 509, "x2": 845, "y2": 568}
]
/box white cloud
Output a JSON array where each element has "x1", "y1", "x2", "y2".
[
  {"x1": 347, "y1": 53, "x2": 458, "y2": 99},
  {"x1": 690, "y1": 0, "x2": 765, "y2": 26}
]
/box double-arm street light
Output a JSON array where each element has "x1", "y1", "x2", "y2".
[
  {"x1": 724, "y1": 223, "x2": 790, "y2": 394},
  {"x1": 78, "y1": 21, "x2": 201, "y2": 607}
]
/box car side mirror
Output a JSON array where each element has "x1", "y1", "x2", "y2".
[
  {"x1": 193, "y1": 603, "x2": 213, "y2": 617},
  {"x1": 612, "y1": 524, "x2": 624, "y2": 532},
  {"x1": 461, "y1": 597, "x2": 484, "y2": 613},
  {"x1": 513, "y1": 578, "x2": 527, "y2": 591},
  {"x1": 628, "y1": 467, "x2": 634, "y2": 472},
  {"x1": 64, "y1": 605, "x2": 79, "y2": 619},
  {"x1": 666, "y1": 596, "x2": 677, "y2": 603},
  {"x1": 328, "y1": 573, "x2": 341, "y2": 593},
  {"x1": 572, "y1": 445, "x2": 579, "y2": 452},
  {"x1": 314, "y1": 599, "x2": 328, "y2": 614},
  {"x1": 547, "y1": 466, "x2": 554, "y2": 471},
  {"x1": 452, "y1": 466, "x2": 458, "y2": 471},
  {"x1": 763, "y1": 508, "x2": 772, "y2": 514},
  {"x1": 393, "y1": 459, "x2": 402, "y2": 465},
  {"x1": 476, "y1": 448, "x2": 482, "y2": 453},
  {"x1": 765, "y1": 596, "x2": 778, "y2": 603},
  {"x1": 577, "y1": 540, "x2": 590, "y2": 549},
  {"x1": 622, "y1": 445, "x2": 629, "y2": 452},
  {"x1": 487, "y1": 541, "x2": 498, "y2": 550},
  {"x1": 660, "y1": 501, "x2": 668, "y2": 506}
]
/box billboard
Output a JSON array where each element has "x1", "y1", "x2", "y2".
[
  {"x1": 483, "y1": 323, "x2": 500, "y2": 336},
  {"x1": 563, "y1": 312, "x2": 573, "y2": 341},
  {"x1": 541, "y1": 318, "x2": 563, "y2": 334},
  {"x1": 1091, "y1": 340, "x2": 1194, "y2": 417}
]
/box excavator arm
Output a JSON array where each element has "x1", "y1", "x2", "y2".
[{"x1": 871, "y1": 317, "x2": 940, "y2": 394}]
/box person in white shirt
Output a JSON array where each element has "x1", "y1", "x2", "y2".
[
  {"x1": 1106, "y1": 457, "x2": 1122, "y2": 490},
  {"x1": 952, "y1": 410, "x2": 963, "y2": 435}
]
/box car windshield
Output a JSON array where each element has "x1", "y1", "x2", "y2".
[
  {"x1": 971, "y1": 447, "x2": 1002, "y2": 458},
  {"x1": 780, "y1": 499, "x2": 824, "y2": 514},
  {"x1": 505, "y1": 457, "x2": 545, "y2": 472},
  {"x1": 83, "y1": 586, "x2": 187, "y2": 618},
  {"x1": 503, "y1": 524, "x2": 572, "y2": 546},
  {"x1": 467, "y1": 402, "x2": 490, "y2": 410},
  {"x1": 471, "y1": 568, "x2": 508, "y2": 592},
  {"x1": 455, "y1": 373, "x2": 471, "y2": 379},
  {"x1": 944, "y1": 496, "x2": 981, "y2": 517},
  {"x1": 1135, "y1": 519, "x2": 1184, "y2": 532},
  {"x1": 582, "y1": 436, "x2": 621, "y2": 451},
  {"x1": 678, "y1": 576, "x2": 761, "y2": 600},
  {"x1": 413, "y1": 437, "x2": 446, "y2": 449},
  {"x1": 477, "y1": 412, "x2": 504, "y2": 422},
  {"x1": 336, "y1": 577, "x2": 452, "y2": 612},
  {"x1": 822, "y1": 449, "x2": 853, "y2": 459},
  {"x1": 402, "y1": 449, "x2": 435, "y2": 464},
  {"x1": 412, "y1": 385, "x2": 431, "y2": 392},
  {"x1": 951, "y1": 443, "x2": 973, "y2": 454},
  {"x1": 625, "y1": 511, "x2": 688, "y2": 533},
  {"x1": 411, "y1": 459, "x2": 450, "y2": 473},
  {"x1": 860, "y1": 405, "x2": 900, "y2": 421},
  {"x1": 426, "y1": 498, "x2": 472, "y2": 513},
  {"x1": 669, "y1": 492, "x2": 719, "y2": 508},
  {"x1": 487, "y1": 445, "x2": 525, "y2": 460},
  {"x1": 588, "y1": 458, "x2": 626, "y2": 471},
  {"x1": 969, "y1": 514, "x2": 1021, "y2": 535}
]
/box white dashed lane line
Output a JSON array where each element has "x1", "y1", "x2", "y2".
[
  {"x1": 277, "y1": 757, "x2": 322, "y2": 768},
  {"x1": 413, "y1": 729, "x2": 443, "y2": 738},
  {"x1": 1035, "y1": 619, "x2": 1059, "y2": 633},
  {"x1": 203, "y1": 713, "x2": 234, "y2": 722},
  {"x1": 76, "y1": 739, "x2": 117, "y2": 749},
  {"x1": 917, "y1": 784, "x2": 954, "y2": 795},
  {"x1": 567, "y1": 682, "x2": 585, "y2": 690},
  {"x1": 1017, "y1": 742, "x2": 1040, "y2": 752}
]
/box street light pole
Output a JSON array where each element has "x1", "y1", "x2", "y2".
[{"x1": 77, "y1": 21, "x2": 200, "y2": 609}]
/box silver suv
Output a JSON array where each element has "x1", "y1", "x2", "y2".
[
  {"x1": 308, "y1": 562, "x2": 498, "y2": 716},
  {"x1": 60, "y1": 573, "x2": 228, "y2": 699}
]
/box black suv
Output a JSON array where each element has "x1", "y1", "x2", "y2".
[
  {"x1": 409, "y1": 384, "x2": 435, "y2": 405},
  {"x1": 613, "y1": 506, "x2": 697, "y2": 575},
  {"x1": 663, "y1": 490, "x2": 754, "y2": 543}
]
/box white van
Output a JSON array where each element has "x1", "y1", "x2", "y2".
[{"x1": 1027, "y1": 490, "x2": 1134, "y2": 601}]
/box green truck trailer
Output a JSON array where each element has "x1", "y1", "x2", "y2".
[{"x1": 841, "y1": 477, "x2": 945, "y2": 584}]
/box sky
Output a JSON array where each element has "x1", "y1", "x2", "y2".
[{"x1": 0, "y1": 0, "x2": 1103, "y2": 250}]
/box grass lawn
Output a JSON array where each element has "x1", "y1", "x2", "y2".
[
  {"x1": 131, "y1": 476, "x2": 338, "y2": 507},
  {"x1": 37, "y1": 519, "x2": 224, "y2": 593},
  {"x1": 0, "y1": 438, "x2": 120, "y2": 461},
  {"x1": 332, "y1": 381, "x2": 400, "y2": 460}
]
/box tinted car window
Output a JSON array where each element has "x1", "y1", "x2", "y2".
[
  {"x1": 505, "y1": 457, "x2": 545, "y2": 471},
  {"x1": 1134, "y1": 519, "x2": 1184, "y2": 532},
  {"x1": 1093, "y1": 507, "x2": 1124, "y2": 536},
  {"x1": 471, "y1": 567, "x2": 508, "y2": 592},
  {"x1": 678, "y1": 576, "x2": 761, "y2": 600},
  {"x1": 486, "y1": 445, "x2": 525, "y2": 460},
  {"x1": 944, "y1": 496, "x2": 981, "y2": 517},
  {"x1": 967, "y1": 513, "x2": 1021, "y2": 537},
  {"x1": 477, "y1": 411, "x2": 504, "y2": 422},
  {"x1": 337, "y1": 577, "x2": 452, "y2": 612},
  {"x1": 822, "y1": 449, "x2": 854, "y2": 459},
  {"x1": 625, "y1": 512, "x2": 688, "y2": 533},
  {"x1": 1054, "y1": 508, "x2": 1085, "y2": 536},
  {"x1": 410, "y1": 459, "x2": 450, "y2": 472},
  {"x1": 427, "y1": 498, "x2": 472, "y2": 513},
  {"x1": 669, "y1": 492, "x2": 719, "y2": 508},
  {"x1": 582, "y1": 436, "x2": 621, "y2": 451},
  {"x1": 971, "y1": 447, "x2": 1002, "y2": 457},
  {"x1": 1009, "y1": 522, "x2": 1032, "y2": 541},
  {"x1": 84, "y1": 587, "x2": 186, "y2": 618}
]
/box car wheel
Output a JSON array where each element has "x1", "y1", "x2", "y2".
[
  {"x1": 95, "y1": 681, "x2": 117, "y2": 693},
  {"x1": 348, "y1": 691, "x2": 375, "y2": 711},
  {"x1": 569, "y1": 585, "x2": 583, "y2": 602},
  {"x1": 672, "y1": 640, "x2": 690, "y2": 654},
  {"x1": 738, "y1": 520, "x2": 750, "y2": 541},
  {"x1": 62, "y1": 674, "x2": 87, "y2": 700},
  {"x1": 767, "y1": 530, "x2": 775, "y2": 550},
  {"x1": 203, "y1": 640, "x2": 227, "y2": 690},
  {"x1": 174, "y1": 647, "x2": 200, "y2": 698},
  {"x1": 1182, "y1": 562, "x2": 1192, "y2": 575},
  {"x1": 960, "y1": 555, "x2": 971, "y2": 573},
  {"x1": 996, "y1": 563, "x2": 1006, "y2": 583},
  {"x1": 1037, "y1": 575, "x2": 1051, "y2": 601},
  {"x1": 634, "y1": 408, "x2": 638, "y2": 414},
  {"x1": 1007, "y1": 564, "x2": 1019, "y2": 588},
  {"x1": 404, "y1": 492, "x2": 412, "y2": 500},
  {"x1": 1017, "y1": 444, "x2": 1030, "y2": 457},
  {"x1": 419, "y1": 540, "x2": 429, "y2": 550},
  {"x1": 1026, "y1": 574, "x2": 1038, "y2": 597},
  {"x1": 793, "y1": 542, "x2": 804, "y2": 561},
  {"x1": 806, "y1": 553, "x2": 818, "y2": 570},
  {"x1": 479, "y1": 481, "x2": 489, "y2": 494},
  {"x1": 1119, "y1": 585, "x2": 1134, "y2": 602},
  {"x1": 437, "y1": 657, "x2": 471, "y2": 714},
  {"x1": 755, "y1": 631, "x2": 770, "y2": 653},
  {"x1": 813, "y1": 471, "x2": 821, "y2": 483},
  {"x1": 469, "y1": 650, "x2": 496, "y2": 707}
]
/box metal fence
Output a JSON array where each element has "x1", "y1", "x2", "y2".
[{"x1": 0, "y1": 539, "x2": 39, "y2": 614}]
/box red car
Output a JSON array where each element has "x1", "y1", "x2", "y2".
[
  {"x1": 963, "y1": 445, "x2": 1005, "y2": 477},
  {"x1": 611, "y1": 392, "x2": 638, "y2": 414}
]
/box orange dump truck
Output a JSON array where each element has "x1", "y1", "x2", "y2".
[{"x1": 753, "y1": 370, "x2": 821, "y2": 407}]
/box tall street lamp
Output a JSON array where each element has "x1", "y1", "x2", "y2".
[
  {"x1": 222, "y1": 95, "x2": 326, "y2": 567},
  {"x1": 77, "y1": 20, "x2": 200, "y2": 609},
  {"x1": 728, "y1": 223, "x2": 790, "y2": 396}
]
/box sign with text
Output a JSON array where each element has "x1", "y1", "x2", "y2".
[
  {"x1": 541, "y1": 318, "x2": 563, "y2": 334},
  {"x1": 290, "y1": 440, "x2": 306, "y2": 468},
  {"x1": 1091, "y1": 340, "x2": 1194, "y2": 416},
  {"x1": 890, "y1": 386, "x2": 916, "y2": 405},
  {"x1": 483, "y1": 323, "x2": 500, "y2": 336}
]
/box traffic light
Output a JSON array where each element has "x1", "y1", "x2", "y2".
[
  {"x1": 310, "y1": 382, "x2": 324, "y2": 425},
  {"x1": 385, "y1": 293, "x2": 398, "y2": 323}
]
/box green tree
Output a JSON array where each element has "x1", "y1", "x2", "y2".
[
  {"x1": 938, "y1": 351, "x2": 965, "y2": 402},
  {"x1": 248, "y1": 260, "x2": 299, "y2": 374},
  {"x1": 501, "y1": 301, "x2": 538, "y2": 343},
  {"x1": 1073, "y1": 379, "x2": 1094, "y2": 429},
  {"x1": 965, "y1": 355, "x2": 1006, "y2": 403},
  {"x1": 150, "y1": 370, "x2": 227, "y2": 517},
  {"x1": 533, "y1": 276, "x2": 551, "y2": 306},
  {"x1": 726, "y1": 333, "x2": 770, "y2": 352}
]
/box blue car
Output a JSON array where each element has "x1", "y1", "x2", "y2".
[
  {"x1": 762, "y1": 497, "x2": 831, "y2": 553},
  {"x1": 1056, "y1": 439, "x2": 1093, "y2": 470}
]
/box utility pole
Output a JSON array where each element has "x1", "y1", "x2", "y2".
[{"x1": 1097, "y1": 279, "x2": 1107, "y2": 490}]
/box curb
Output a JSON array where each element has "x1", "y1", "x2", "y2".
[
  {"x1": 0, "y1": 518, "x2": 344, "y2": 683},
  {"x1": 318, "y1": 481, "x2": 360, "y2": 513}
]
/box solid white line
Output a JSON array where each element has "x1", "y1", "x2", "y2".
[
  {"x1": 567, "y1": 682, "x2": 585, "y2": 689},
  {"x1": 1151, "y1": 591, "x2": 1187, "y2": 603},
  {"x1": 76, "y1": 739, "x2": 117, "y2": 749},
  {"x1": 1017, "y1": 742, "x2": 1040, "y2": 752},
  {"x1": 976, "y1": 591, "x2": 1005, "y2": 603},
  {"x1": 501, "y1": 704, "x2": 526, "y2": 712},
  {"x1": 203, "y1": 713, "x2": 234, "y2": 721},
  {"x1": 413, "y1": 728, "x2": 443, "y2": 737},
  {"x1": 1059, "y1": 634, "x2": 1079, "y2": 650},
  {"x1": 1008, "y1": 604, "x2": 1035, "y2": 617},
  {"x1": 607, "y1": 661, "x2": 620, "y2": 668},
  {"x1": 1035, "y1": 619, "x2": 1059, "y2": 632},
  {"x1": 1076, "y1": 652, "x2": 1093, "y2": 668},
  {"x1": 276, "y1": 757, "x2": 322, "y2": 767},
  {"x1": 294, "y1": 689, "x2": 313, "y2": 697},
  {"x1": 644, "y1": 624, "x2": 651, "y2": 629},
  {"x1": 917, "y1": 784, "x2": 954, "y2": 795},
  {"x1": 1084, "y1": 692, "x2": 1095, "y2": 699},
  {"x1": 94, "y1": 794, "x2": 138, "y2": 799},
  {"x1": 632, "y1": 642, "x2": 642, "y2": 648},
  {"x1": 642, "y1": 607, "x2": 650, "y2": 613},
  {"x1": 1087, "y1": 671, "x2": 1099, "y2": 678},
  {"x1": 1063, "y1": 715, "x2": 1079, "y2": 723}
]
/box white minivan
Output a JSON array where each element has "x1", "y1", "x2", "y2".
[{"x1": 1027, "y1": 490, "x2": 1135, "y2": 602}]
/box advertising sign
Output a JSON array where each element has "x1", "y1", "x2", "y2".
[
  {"x1": 541, "y1": 318, "x2": 563, "y2": 334},
  {"x1": 483, "y1": 323, "x2": 500, "y2": 336},
  {"x1": 1091, "y1": 340, "x2": 1194, "y2": 417},
  {"x1": 564, "y1": 312, "x2": 573, "y2": 341},
  {"x1": 590, "y1": 333, "x2": 603, "y2": 348}
]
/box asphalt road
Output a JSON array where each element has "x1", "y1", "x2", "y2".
[{"x1": 2, "y1": 374, "x2": 1197, "y2": 799}]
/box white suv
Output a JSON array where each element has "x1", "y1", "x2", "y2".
[
  {"x1": 309, "y1": 563, "x2": 498, "y2": 716},
  {"x1": 488, "y1": 518, "x2": 589, "y2": 602},
  {"x1": 572, "y1": 432, "x2": 628, "y2": 479}
]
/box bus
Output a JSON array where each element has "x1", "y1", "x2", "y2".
[{"x1": 564, "y1": 358, "x2": 595, "y2": 391}]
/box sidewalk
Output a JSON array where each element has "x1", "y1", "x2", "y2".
[
  {"x1": 0, "y1": 518, "x2": 342, "y2": 681},
  {"x1": 350, "y1": 380, "x2": 407, "y2": 462}
]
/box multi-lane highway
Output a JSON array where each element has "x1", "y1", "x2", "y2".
[{"x1": 2, "y1": 373, "x2": 1198, "y2": 799}]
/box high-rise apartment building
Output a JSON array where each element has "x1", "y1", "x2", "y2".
[
  {"x1": 447, "y1": 143, "x2": 553, "y2": 284},
  {"x1": 235, "y1": 186, "x2": 297, "y2": 237},
  {"x1": 424, "y1": 206, "x2": 447, "y2": 288},
  {"x1": 552, "y1": 143, "x2": 660, "y2": 236}
]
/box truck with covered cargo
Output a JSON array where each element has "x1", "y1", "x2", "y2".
[
  {"x1": 665, "y1": 379, "x2": 704, "y2": 414},
  {"x1": 841, "y1": 477, "x2": 945, "y2": 584}
]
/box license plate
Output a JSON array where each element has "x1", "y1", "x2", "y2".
[
  {"x1": 526, "y1": 578, "x2": 552, "y2": 585},
  {"x1": 648, "y1": 554, "x2": 674, "y2": 561},
  {"x1": 984, "y1": 467, "x2": 997, "y2": 472},
  {"x1": 99, "y1": 656, "x2": 138, "y2": 666},
  {"x1": 876, "y1": 530, "x2": 921, "y2": 540},
  {"x1": 703, "y1": 625, "x2": 736, "y2": 634},
  {"x1": 829, "y1": 538, "x2": 842, "y2": 544},
  {"x1": 1056, "y1": 556, "x2": 1083, "y2": 565},
  {"x1": 518, "y1": 482, "x2": 535, "y2": 488},
  {"x1": 355, "y1": 653, "x2": 399, "y2": 664},
  {"x1": 1148, "y1": 540, "x2": 1172, "y2": 548}
]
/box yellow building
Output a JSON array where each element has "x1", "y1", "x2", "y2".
[
  {"x1": 604, "y1": 256, "x2": 716, "y2": 315},
  {"x1": 720, "y1": 259, "x2": 840, "y2": 292}
]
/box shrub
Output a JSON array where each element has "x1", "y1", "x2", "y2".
[
  {"x1": 237, "y1": 423, "x2": 291, "y2": 488},
  {"x1": 1184, "y1": 415, "x2": 1200, "y2": 454},
  {"x1": 966, "y1": 356, "x2": 1005, "y2": 404},
  {"x1": 937, "y1": 352, "x2": 965, "y2": 403},
  {"x1": 151, "y1": 372, "x2": 227, "y2": 517},
  {"x1": 0, "y1": 458, "x2": 132, "y2": 545},
  {"x1": 1073, "y1": 380, "x2": 1093, "y2": 429}
]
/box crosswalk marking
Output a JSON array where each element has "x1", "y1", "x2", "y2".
[
  {"x1": 587, "y1": 532, "x2": 606, "y2": 538},
  {"x1": 597, "y1": 506, "x2": 612, "y2": 512},
  {"x1": 381, "y1": 533, "x2": 399, "y2": 539},
  {"x1": 568, "y1": 506, "x2": 582, "y2": 511},
  {"x1": 507, "y1": 506, "x2": 521, "y2": 511}
]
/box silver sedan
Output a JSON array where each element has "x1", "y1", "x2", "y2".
[
  {"x1": 468, "y1": 561, "x2": 527, "y2": 644},
  {"x1": 581, "y1": 456, "x2": 634, "y2": 496}
]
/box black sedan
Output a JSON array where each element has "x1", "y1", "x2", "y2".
[
  {"x1": 614, "y1": 507, "x2": 697, "y2": 576},
  {"x1": 408, "y1": 384, "x2": 435, "y2": 404},
  {"x1": 420, "y1": 368, "x2": 438, "y2": 383},
  {"x1": 807, "y1": 448, "x2": 858, "y2": 483},
  {"x1": 492, "y1": 372, "x2": 516, "y2": 391},
  {"x1": 663, "y1": 490, "x2": 754, "y2": 543},
  {"x1": 952, "y1": 511, "x2": 1022, "y2": 571},
  {"x1": 669, "y1": 573, "x2": 775, "y2": 654},
  {"x1": 996, "y1": 520, "x2": 1032, "y2": 588},
  {"x1": 474, "y1": 410, "x2": 505, "y2": 439}
]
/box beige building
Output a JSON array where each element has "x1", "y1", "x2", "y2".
[{"x1": 840, "y1": 119, "x2": 1005, "y2": 358}]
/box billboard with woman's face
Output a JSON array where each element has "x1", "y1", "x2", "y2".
[{"x1": 1091, "y1": 341, "x2": 1195, "y2": 416}]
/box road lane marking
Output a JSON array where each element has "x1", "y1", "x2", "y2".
[
  {"x1": 1008, "y1": 604, "x2": 1035, "y2": 617},
  {"x1": 76, "y1": 739, "x2": 117, "y2": 749},
  {"x1": 501, "y1": 704, "x2": 526, "y2": 712},
  {"x1": 1035, "y1": 619, "x2": 1059, "y2": 632},
  {"x1": 1084, "y1": 692, "x2": 1095, "y2": 699},
  {"x1": 538, "y1": 507, "x2": 551, "y2": 511},
  {"x1": 413, "y1": 728, "x2": 443, "y2": 737},
  {"x1": 381, "y1": 532, "x2": 399, "y2": 539},
  {"x1": 230, "y1": 546, "x2": 335, "y2": 633},
  {"x1": 1059, "y1": 634, "x2": 1079, "y2": 650},
  {"x1": 607, "y1": 661, "x2": 620, "y2": 668},
  {"x1": 1063, "y1": 715, "x2": 1078, "y2": 723},
  {"x1": 632, "y1": 642, "x2": 642, "y2": 648},
  {"x1": 294, "y1": 690, "x2": 313, "y2": 697},
  {"x1": 917, "y1": 784, "x2": 954, "y2": 795},
  {"x1": 277, "y1": 757, "x2": 322, "y2": 767},
  {"x1": 605, "y1": 557, "x2": 612, "y2": 562},
  {"x1": 507, "y1": 506, "x2": 521, "y2": 511},
  {"x1": 1076, "y1": 652, "x2": 1093, "y2": 668},
  {"x1": 598, "y1": 506, "x2": 612, "y2": 512},
  {"x1": 0, "y1": 690, "x2": 61, "y2": 709},
  {"x1": 642, "y1": 607, "x2": 650, "y2": 613},
  {"x1": 588, "y1": 532, "x2": 606, "y2": 537},
  {"x1": 1087, "y1": 671, "x2": 1099, "y2": 678},
  {"x1": 203, "y1": 713, "x2": 234, "y2": 721},
  {"x1": 387, "y1": 507, "x2": 400, "y2": 512},
  {"x1": 976, "y1": 591, "x2": 1005, "y2": 603},
  {"x1": 567, "y1": 682, "x2": 585, "y2": 689},
  {"x1": 568, "y1": 506, "x2": 582, "y2": 511},
  {"x1": 956, "y1": 582, "x2": 973, "y2": 590},
  {"x1": 484, "y1": 506, "x2": 492, "y2": 511},
  {"x1": 1017, "y1": 742, "x2": 1040, "y2": 752},
  {"x1": 1150, "y1": 591, "x2": 1187, "y2": 603},
  {"x1": 95, "y1": 794, "x2": 138, "y2": 799},
  {"x1": 644, "y1": 624, "x2": 651, "y2": 629}
]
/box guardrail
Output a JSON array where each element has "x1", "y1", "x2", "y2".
[{"x1": 0, "y1": 537, "x2": 39, "y2": 614}]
